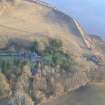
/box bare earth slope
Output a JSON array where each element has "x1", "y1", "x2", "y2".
[
  {"x1": 0, "y1": 0, "x2": 104, "y2": 57},
  {"x1": 0, "y1": 0, "x2": 90, "y2": 55}
]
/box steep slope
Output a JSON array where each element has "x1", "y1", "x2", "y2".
[
  {"x1": 89, "y1": 35, "x2": 105, "y2": 54},
  {"x1": 0, "y1": 1, "x2": 105, "y2": 105},
  {"x1": 0, "y1": 0, "x2": 90, "y2": 55}
]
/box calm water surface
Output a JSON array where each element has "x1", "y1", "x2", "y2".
[{"x1": 44, "y1": 84, "x2": 105, "y2": 105}]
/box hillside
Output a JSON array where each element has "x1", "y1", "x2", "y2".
[
  {"x1": 0, "y1": 1, "x2": 105, "y2": 105},
  {"x1": 0, "y1": 0, "x2": 104, "y2": 55},
  {"x1": 0, "y1": 0, "x2": 90, "y2": 53}
]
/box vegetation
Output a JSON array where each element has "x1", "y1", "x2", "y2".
[
  {"x1": 42, "y1": 39, "x2": 75, "y2": 72},
  {"x1": 10, "y1": 92, "x2": 34, "y2": 105},
  {"x1": 0, "y1": 72, "x2": 11, "y2": 98},
  {"x1": 83, "y1": 51, "x2": 100, "y2": 64},
  {"x1": 29, "y1": 41, "x2": 39, "y2": 53},
  {"x1": 83, "y1": 50, "x2": 94, "y2": 58},
  {"x1": 0, "y1": 38, "x2": 75, "y2": 76},
  {"x1": 0, "y1": 38, "x2": 90, "y2": 105},
  {"x1": 47, "y1": 39, "x2": 63, "y2": 52}
]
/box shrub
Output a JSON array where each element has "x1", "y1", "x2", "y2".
[
  {"x1": 1, "y1": 60, "x2": 12, "y2": 74},
  {"x1": 30, "y1": 41, "x2": 39, "y2": 53},
  {"x1": 42, "y1": 39, "x2": 75, "y2": 72},
  {"x1": 53, "y1": 51, "x2": 75, "y2": 71},
  {"x1": 83, "y1": 51, "x2": 99, "y2": 64},
  {"x1": 47, "y1": 39, "x2": 62, "y2": 52},
  {"x1": 42, "y1": 52, "x2": 54, "y2": 66}
]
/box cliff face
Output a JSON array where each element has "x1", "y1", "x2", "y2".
[{"x1": 2, "y1": 65, "x2": 88, "y2": 105}]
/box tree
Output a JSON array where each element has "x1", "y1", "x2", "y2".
[
  {"x1": 42, "y1": 39, "x2": 75, "y2": 73},
  {"x1": 30, "y1": 41, "x2": 39, "y2": 53},
  {"x1": 53, "y1": 51, "x2": 74, "y2": 72},
  {"x1": 42, "y1": 52, "x2": 54, "y2": 66},
  {"x1": 1, "y1": 60, "x2": 12, "y2": 75},
  {"x1": 48, "y1": 39, "x2": 62, "y2": 52}
]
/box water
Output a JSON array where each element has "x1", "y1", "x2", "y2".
[
  {"x1": 44, "y1": 0, "x2": 105, "y2": 40},
  {"x1": 44, "y1": 84, "x2": 105, "y2": 105},
  {"x1": 1, "y1": 84, "x2": 105, "y2": 105}
]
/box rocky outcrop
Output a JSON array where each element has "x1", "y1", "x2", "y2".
[
  {"x1": 88, "y1": 65, "x2": 105, "y2": 82},
  {"x1": 9, "y1": 91, "x2": 34, "y2": 105},
  {"x1": 10, "y1": 65, "x2": 88, "y2": 105}
]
